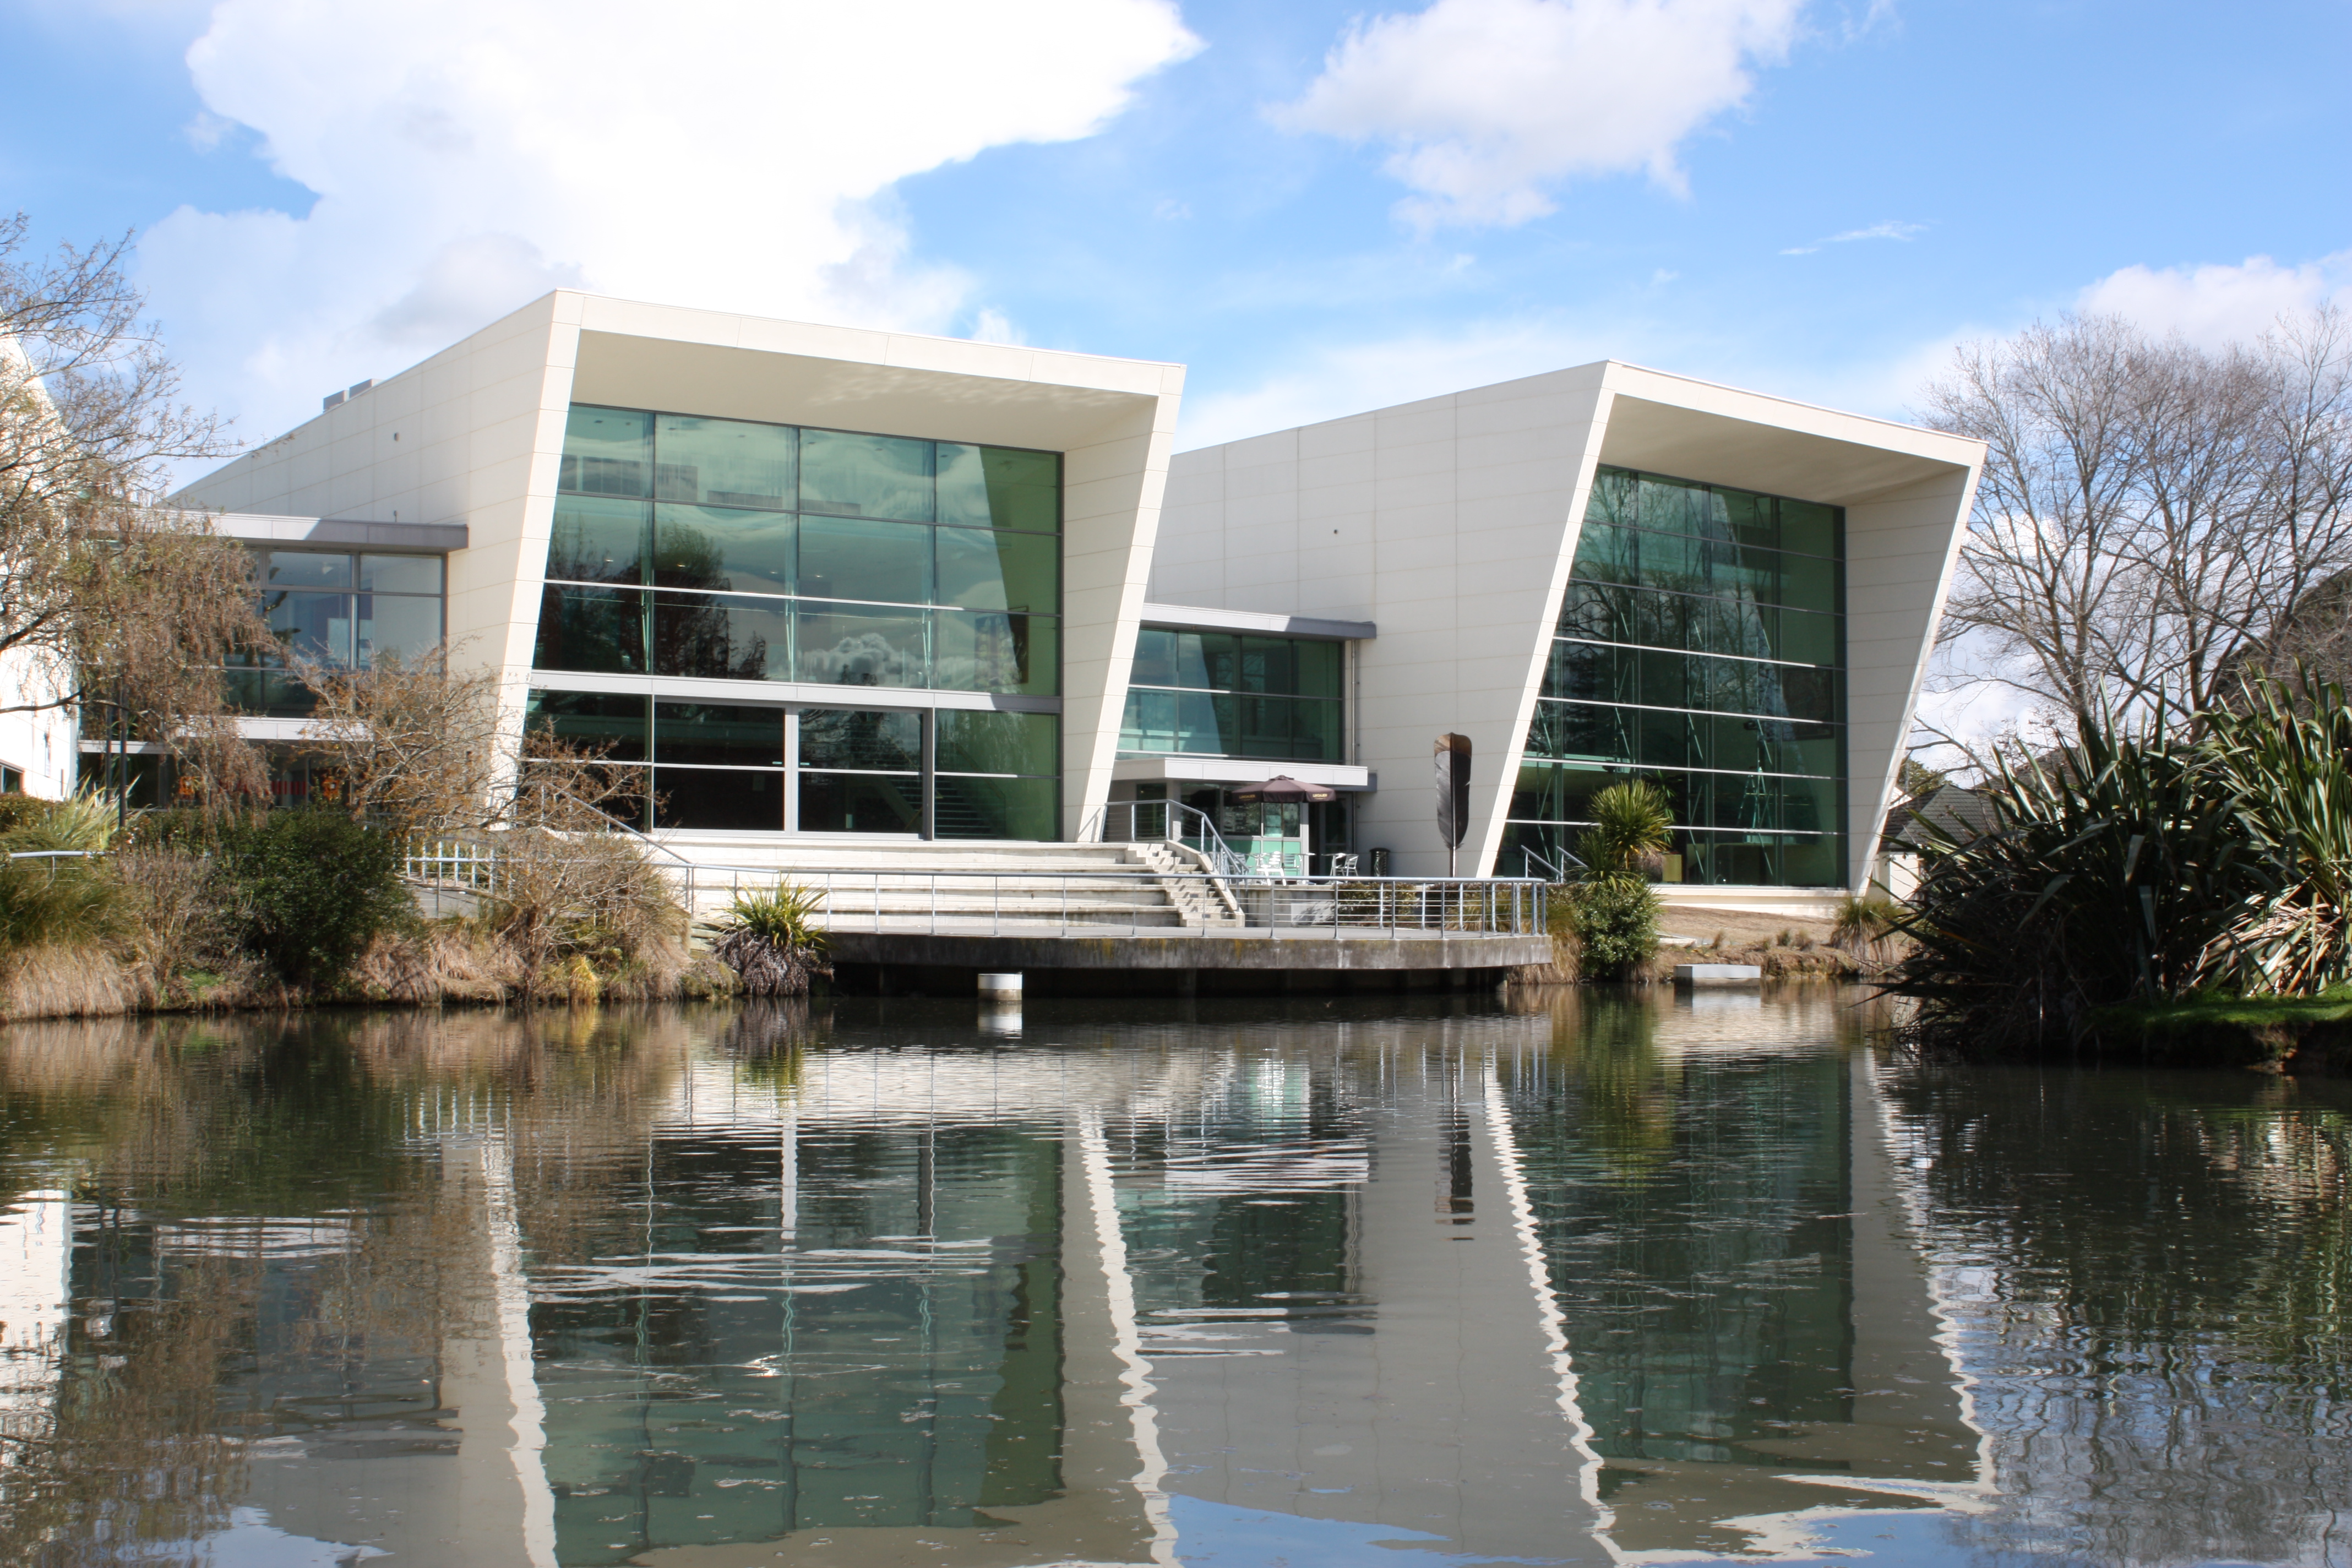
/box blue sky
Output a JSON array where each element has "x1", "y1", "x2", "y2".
[{"x1": 3, "y1": 0, "x2": 2347, "y2": 457}]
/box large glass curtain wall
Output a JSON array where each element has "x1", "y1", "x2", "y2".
[
  {"x1": 527, "y1": 693, "x2": 1059, "y2": 840},
  {"x1": 536, "y1": 407, "x2": 1059, "y2": 696},
  {"x1": 226, "y1": 550, "x2": 447, "y2": 716},
  {"x1": 1117, "y1": 628, "x2": 1343, "y2": 761},
  {"x1": 1503, "y1": 467, "x2": 1847, "y2": 886}
]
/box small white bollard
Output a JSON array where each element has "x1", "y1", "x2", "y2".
[
  {"x1": 978, "y1": 972, "x2": 1023, "y2": 999},
  {"x1": 1674, "y1": 963, "x2": 1763, "y2": 986}
]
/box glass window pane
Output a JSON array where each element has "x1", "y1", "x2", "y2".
[
  {"x1": 793, "y1": 603, "x2": 927, "y2": 688},
  {"x1": 547, "y1": 498, "x2": 648, "y2": 585},
  {"x1": 1237, "y1": 637, "x2": 1293, "y2": 695},
  {"x1": 1235, "y1": 695, "x2": 1292, "y2": 758},
  {"x1": 655, "y1": 767, "x2": 784, "y2": 831},
  {"x1": 1777, "y1": 665, "x2": 1839, "y2": 725},
  {"x1": 798, "y1": 515, "x2": 932, "y2": 605},
  {"x1": 937, "y1": 444, "x2": 1059, "y2": 532},
  {"x1": 261, "y1": 551, "x2": 352, "y2": 590},
  {"x1": 654, "y1": 415, "x2": 794, "y2": 510},
  {"x1": 1637, "y1": 709, "x2": 1695, "y2": 769},
  {"x1": 799, "y1": 429, "x2": 935, "y2": 522},
  {"x1": 1719, "y1": 488, "x2": 1777, "y2": 551},
  {"x1": 264, "y1": 590, "x2": 353, "y2": 665},
  {"x1": 1781, "y1": 498, "x2": 1837, "y2": 557},
  {"x1": 1634, "y1": 530, "x2": 1706, "y2": 594},
  {"x1": 798, "y1": 772, "x2": 921, "y2": 834},
  {"x1": 526, "y1": 690, "x2": 648, "y2": 761},
  {"x1": 359, "y1": 554, "x2": 441, "y2": 594},
  {"x1": 935, "y1": 526, "x2": 1055, "y2": 612},
  {"x1": 1130, "y1": 627, "x2": 1179, "y2": 688},
  {"x1": 937, "y1": 710, "x2": 1057, "y2": 776},
  {"x1": 651, "y1": 591, "x2": 791, "y2": 681},
  {"x1": 653, "y1": 505, "x2": 794, "y2": 596},
  {"x1": 533, "y1": 586, "x2": 645, "y2": 674},
  {"x1": 935, "y1": 610, "x2": 1055, "y2": 695},
  {"x1": 653, "y1": 703, "x2": 787, "y2": 767},
  {"x1": 1569, "y1": 521, "x2": 1640, "y2": 585},
  {"x1": 1290, "y1": 698, "x2": 1343, "y2": 761},
  {"x1": 1636, "y1": 474, "x2": 1713, "y2": 537},
  {"x1": 935, "y1": 775, "x2": 1057, "y2": 840},
  {"x1": 357, "y1": 594, "x2": 442, "y2": 666},
  {"x1": 1175, "y1": 691, "x2": 1229, "y2": 754},
  {"x1": 1197, "y1": 633, "x2": 1240, "y2": 692},
  {"x1": 560, "y1": 406, "x2": 652, "y2": 497},
  {"x1": 1778, "y1": 551, "x2": 1838, "y2": 614},
  {"x1": 1776, "y1": 608, "x2": 1837, "y2": 666},
  {"x1": 1293, "y1": 640, "x2": 1343, "y2": 700},
  {"x1": 1120, "y1": 689, "x2": 1177, "y2": 753},
  {"x1": 1585, "y1": 466, "x2": 1637, "y2": 529},
  {"x1": 798, "y1": 709, "x2": 920, "y2": 772}
]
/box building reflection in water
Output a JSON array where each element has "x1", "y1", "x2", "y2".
[{"x1": 0, "y1": 994, "x2": 2343, "y2": 1566}]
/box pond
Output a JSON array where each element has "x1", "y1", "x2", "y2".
[{"x1": 0, "y1": 990, "x2": 2345, "y2": 1566}]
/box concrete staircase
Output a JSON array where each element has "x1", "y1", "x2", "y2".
[{"x1": 650, "y1": 832, "x2": 1245, "y2": 935}]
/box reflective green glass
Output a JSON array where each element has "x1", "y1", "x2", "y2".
[
  {"x1": 798, "y1": 772, "x2": 920, "y2": 833},
  {"x1": 1719, "y1": 488, "x2": 1777, "y2": 551},
  {"x1": 1781, "y1": 498, "x2": 1837, "y2": 557},
  {"x1": 799, "y1": 515, "x2": 932, "y2": 605},
  {"x1": 1778, "y1": 666, "x2": 1839, "y2": 725},
  {"x1": 799, "y1": 708, "x2": 921, "y2": 771},
  {"x1": 653, "y1": 703, "x2": 787, "y2": 767},
  {"x1": 934, "y1": 610, "x2": 1054, "y2": 695},
  {"x1": 794, "y1": 603, "x2": 927, "y2": 688},
  {"x1": 1637, "y1": 709, "x2": 1696, "y2": 769},
  {"x1": 547, "y1": 498, "x2": 647, "y2": 585},
  {"x1": 652, "y1": 505, "x2": 794, "y2": 596},
  {"x1": 936, "y1": 444, "x2": 1059, "y2": 532},
  {"x1": 800, "y1": 429, "x2": 934, "y2": 522},
  {"x1": 1507, "y1": 762, "x2": 1617, "y2": 823},
  {"x1": 359, "y1": 554, "x2": 440, "y2": 594},
  {"x1": 1119, "y1": 689, "x2": 1168, "y2": 753},
  {"x1": 654, "y1": 766, "x2": 782, "y2": 830},
  {"x1": 1131, "y1": 628, "x2": 1216, "y2": 689},
  {"x1": 935, "y1": 526, "x2": 1055, "y2": 612},
  {"x1": 1237, "y1": 637, "x2": 1293, "y2": 694},
  {"x1": 937, "y1": 710, "x2": 1056, "y2": 776},
  {"x1": 651, "y1": 591, "x2": 791, "y2": 682},
  {"x1": 526, "y1": 690, "x2": 648, "y2": 761},
  {"x1": 1196, "y1": 633, "x2": 1242, "y2": 691},
  {"x1": 533, "y1": 587, "x2": 645, "y2": 674},
  {"x1": 1569, "y1": 522, "x2": 1640, "y2": 586},
  {"x1": 1776, "y1": 608, "x2": 1837, "y2": 667},
  {"x1": 1586, "y1": 466, "x2": 1638, "y2": 528},
  {"x1": 935, "y1": 775, "x2": 1056, "y2": 840},
  {"x1": 560, "y1": 406, "x2": 652, "y2": 497},
  {"x1": 1289, "y1": 697, "x2": 1343, "y2": 761},
  {"x1": 1236, "y1": 695, "x2": 1294, "y2": 758},
  {"x1": 1636, "y1": 474, "x2": 1713, "y2": 537},
  {"x1": 264, "y1": 590, "x2": 353, "y2": 665},
  {"x1": 1293, "y1": 641, "x2": 1343, "y2": 700},
  {"x1": 262, "y1": 551, "x2": 352, "y2": 589},
  {"x1": 1778, "y1": 551, "x2": 1838, "y2": 614},
  {"x1": 357, "y1": 594, "x2": 441, "y2": 665},
  {"x1": 654, "y1": 415, "x2": 794, "y2": 510}
]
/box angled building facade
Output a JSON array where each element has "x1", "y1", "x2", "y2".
[{"x1": 166, "y1": 295, "x2": 1980, "y2": 900}]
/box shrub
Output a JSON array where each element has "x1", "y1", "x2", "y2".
[
  {"x1": 1566, "y1": 878, "x2": 1659, "y2": 979},
  {"x1": 217, "y1": 810, "x2": 411, "y2": 986},
  {"x1": 1576, "y1": 780, "x2": 1673, "y2": 884},
  {"x1": 714, "y1": 885, "x2": 832, "y2": 998},
  {"x1": 0, "y1": 797, "x2": 128, "y2": 952}
]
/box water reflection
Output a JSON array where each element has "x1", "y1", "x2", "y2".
[{"x1": 0, "y1": 994, "x2": 2342, "y2": 1565}]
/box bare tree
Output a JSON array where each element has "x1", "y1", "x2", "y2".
[
  {"x1": 291, "y1": 647, "x2": 505, "y2": 836},
  {"x1": 1, "y1": 213, "x2": 268, "y2": 799},
  {"x1": 1921, "y1": 307, "x2": 2352, "y2": 737}
]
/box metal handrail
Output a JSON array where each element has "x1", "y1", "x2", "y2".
[{"x1": 1084, "y1": 799, "x2": 1252, "y2": 878}]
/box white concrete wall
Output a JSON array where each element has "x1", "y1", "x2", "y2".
[
  {"x1": 0, "y1": 645, "x2": 78, "y2": 800},
  {"x1": 1159, "y1": 362, "x2": 1984, "y2": 884}
]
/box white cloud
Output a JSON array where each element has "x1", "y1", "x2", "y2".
[
  {"x1": 1780, "y1": 218, "x2": 1924, "y2": 255},
  {"x1": 2075, "y1": 249, "x2": 2352, "y2": 349},
  {"x1": 138, "y1": 0, "x2": 1198, "y2": 447},
  {"x1": 1272, "y1": 0, "x2": 1806, "y2": 229}
]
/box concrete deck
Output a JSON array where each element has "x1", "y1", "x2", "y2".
[{"x1": 827, "y1": 927, "x2": 1552, "y2": 996}]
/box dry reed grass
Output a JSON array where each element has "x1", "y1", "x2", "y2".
[{"x1": 3, "y1": 941, "x2": 139, "y2": 1019}]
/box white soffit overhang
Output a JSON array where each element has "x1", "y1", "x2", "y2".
[
  {"x1": 569, "y1": 330, "x2": 1166, "y2": 452},
  {"x1": 1597, "y1": 389, "x2": 1979, "y2": 504}
]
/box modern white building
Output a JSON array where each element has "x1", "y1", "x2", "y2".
[{"x1": 164, "y1": 292, "x2": 1983, "y2": 901}]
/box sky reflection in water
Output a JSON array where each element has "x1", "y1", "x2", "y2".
[{"x1": 0, "y1": 990, "x2": 2345, "y2": 1567}]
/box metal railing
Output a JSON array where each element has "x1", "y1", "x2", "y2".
[
  {"x1": 401, "y1": 839, "x2": 1545, "y2": 941},
  {"x1": 1085, "y1": 799, "x2": 1254, "y2": 878},
  {"x1": 661, "y1": 862, "x2": 1547, "y2": 941}
]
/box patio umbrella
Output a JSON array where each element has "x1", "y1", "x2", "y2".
[{"x1": 1231, "y1": 775, "x2": 1337, "y2": 804}]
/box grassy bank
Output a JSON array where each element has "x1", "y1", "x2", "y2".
[{"x1": 2089, "y1": 988, "x2": 2352, "y2": 1072}]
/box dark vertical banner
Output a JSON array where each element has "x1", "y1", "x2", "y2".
[{"x1": 1435, "y1": 733, "x2": 1472, "y2": 876}]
